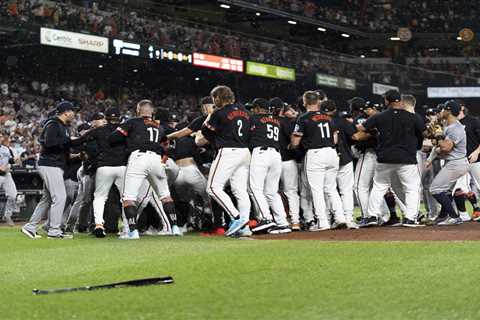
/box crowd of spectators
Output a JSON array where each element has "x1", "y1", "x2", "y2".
[
  {"x1": 249, "y1": 0, "x2": 479, "y2": 33},
  {"x1": 2, "y1": 0, "x2": 478, "y2": 85}
]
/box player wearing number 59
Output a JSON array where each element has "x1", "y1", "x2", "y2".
[{"x1": 201, "y1": 86, "x2": 251, "y2": 237}]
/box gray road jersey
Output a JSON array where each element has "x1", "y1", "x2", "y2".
[
  {"x1": 443, "y1": 120, "x2": 467, "y2": 161},
  {"x1": 0, "y1": 145, "x2": 11, "y2": 166}
]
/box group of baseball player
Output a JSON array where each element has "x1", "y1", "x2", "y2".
[{"x1": 17, "y1": 84, "x2": 480, "y2": 239}]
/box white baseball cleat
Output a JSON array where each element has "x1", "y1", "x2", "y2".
[
  {"x1": 119, "y1": 229, "x2": 140, "y2": 240},
  {"x1": 171, "y1": 225, "x2": 184, "y2": 236},
  {"x1": 459, "y1": 212, "x2": 471, "y2": 222}
]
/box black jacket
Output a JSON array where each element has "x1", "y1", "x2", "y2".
[{"x1": 38, "y1": 117, "x2": 71, "y2": 169}]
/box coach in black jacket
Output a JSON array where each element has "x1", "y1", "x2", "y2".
[{"x1": 22, "y1": 101, "x2": 77, "y2": 239}]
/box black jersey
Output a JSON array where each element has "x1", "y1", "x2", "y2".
[
  {"x1": 169, "y1": 136, "x2": 197, "y2": 161},
  {"x1": 460, "y1": 115, "x2": 480, "y2": 161},
  {"x1": 353, "y1": 115, "x2": 377, "y2": 152},
  {"x1": 332, "y1": 116, "x2": 356, "y2": 166},
  {"x1": 279, "y1": 117, "x2": 298, "y2": 161},
  {"x1": 114, "y1": 117, "x2": 166, "y2": 155},
  {"x1": 249, "y1": 113, "x2": 281, "y2": 149},
  {"x1": 82, "y1": 123, "x2": 128, "y2": 167},
  {"x1": 188, "y1": 115, "x2": 207, "y2": 132},
  {"x1": 202, "y1": 103, "x2": 250, "y2": 148},
  {"x1": 293, "y1": 111, "x2": 337, "y2": 150}
]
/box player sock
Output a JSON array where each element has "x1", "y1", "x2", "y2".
[
  {"x1": 384, "y1": 192, "x2": 398, "y2": 219},
  {"x1": 467, "y1": 192, "x2": 480, "y2": 211},
  {"x1": 453, "y1": 189, "x2": 467, "y2": 213},
  {"x1": 433, "y1": 193, "x2": 459, "y2": 219},
  {"x1": 163, "y1": 201, "x2": 178, "y2": 226},
  {"x1": 124, "y1": 206, "x2": 137, "y2": 230}
]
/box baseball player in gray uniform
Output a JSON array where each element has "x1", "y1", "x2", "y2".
[
  {"x1": 0, "y1": 135, "x2": 17, "y2": 226},
  {"x1": 426, "y1": 100, "x2": 469, "y2": 225}
]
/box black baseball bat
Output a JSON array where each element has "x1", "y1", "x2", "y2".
[{"x1": 32, "y1": 276, "x2": 174, "y2": 295}]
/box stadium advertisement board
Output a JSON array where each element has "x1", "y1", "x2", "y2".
[
  {"x1": 372, "y1": 82, "x2": 399, "y2": 95},
  {"x1": 427, "y1": 87, "x2": 480, "y2": 98},
  {"x1": 192, "y1": 53, "x2": 243, "y2": 72},
  {"x1": 246, "y1": 62, "x2": 296, "y2": 81},
  {"x1": 40, "y1": 28, "x2": 108, "y2": 53},
  {"x1": 316, "y1": 73, "x2": 356, "y2": 90}
]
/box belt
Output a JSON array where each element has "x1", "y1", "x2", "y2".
[
  {"x1": 135, "y1": 149, "x2": 161, "y2": 156},
  {"x1": 259, "y1": 146, "x2": 279, "y2": 152}
]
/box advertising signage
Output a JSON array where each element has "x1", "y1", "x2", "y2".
[
  {"x1": 372, "y1": 82, "x2": 399, "y2": 95},
  {"x1": 427, "y1": 87, "x2": 480, "y2": 98},
  {"x1": 40, "y1": 27, "x2": 108, "y2": 53},
  {"x1": 316, "y1": 73, "x2": 356, "y2": 90},
  {"x1": 246, "y1": 61, "x2": 295, "y2": 81},
  {"x1": 192, "y1": 53, "x2": 243, "y2": 72}
]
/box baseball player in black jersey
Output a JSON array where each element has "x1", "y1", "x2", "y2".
[
  {"x1": 201, "y1": 86, "x2": 251, "y2": 237},
  {"x1": 167, "y1": 97, "x2": 215, "y2": 141},
  {"x1": 74, "y1": 107, "x2": 128, "y2": 238},
  {"x1": 278, "y1": 102, "x2": 301, "y2": 231},
  {"x1": 248, "y1": 98, "x2": 291, "y2": 234},
  {"x1": 290, "y1": 93, "x2": 346, "y2": 231},
  {"x1": 109, "y1": 100, "x2": 179, "y2": 239}
]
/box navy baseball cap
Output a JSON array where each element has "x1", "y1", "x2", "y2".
[
  {"x1": 348, "y1": 97, "x2": 366, "y2": 111},
  {"x1": 384, "y1": 90, "x2": 401, "y2": 103},
  {"x1": 320, "y1": 100, "x2": 336, "y2": 112},
  {"x1": 56, "y1": 101, "x2": 76, "y2": 114},
  {"x1": 269, "y1": 97, "x2": 286, "y2": 109},
  {"x1": 105, "y1": 107, "x2": 120, "y2": 118},
  {"x1": 444, "y1": 100, "x2": 461, "y2": 116},
  {"x1": 252, "y1": 98, "x2": 269, "y2": 110},
  {"x1": 89, "y1": 112, "x2": 105, "y2": 121}
]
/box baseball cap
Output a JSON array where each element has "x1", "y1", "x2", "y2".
[
  {"x1": 320, "y1": 100, "x2": 336, "y2": 112},
  {"x1": 444, "y1": 100, "x2": 461, "y2": 116},
  {"x1": 105, "y1": 107, "x2": 120, "y2": 118},
  {"x1": 200, "y1": 96, "x2": 213, "y2": 106},
  {"x1": 384, "y1": 90, "x2": 401, "y2": 103},
  {"x1": 348, "y1": 97, "x2": 366, "y2": 111},
  {"x1": 269, "y1": 97, "x2": 286, "y2": 109},
  {"x1": 339, "y1": 110, "x2": 352, "y2": 119},
  {"x1": 168, "y1": 113, "x2": 180, "y2": 123},
  {"x1": 244, "y1": 101, "x2": 254, "y2": 111},
  {"x1": 56, "y1": 101, "x2": 76, "y2": 114},
  {"x1": 252, "y1": 98, "x2": 269, "y2": 110},
  {"x1": 89, "y1": 112, "x2": 105, "y2": 122}
]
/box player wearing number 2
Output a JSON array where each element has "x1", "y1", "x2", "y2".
[
  {"x1": 290, "y1": 92, "x2": 346, "y2": 231},
  {"x1": 201, "y1": 86, "x2": 252, "y2": 237},
  {"x1": 109, "y1": 99, "x2": 179, "y2": 239},
  {"x1": 248, "y1": 98, "x2": 291, "y2": 234}
]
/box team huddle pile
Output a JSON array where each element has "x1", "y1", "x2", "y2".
[{"x1": 14, "y1": 85, "x2": 480, "y2": 239}]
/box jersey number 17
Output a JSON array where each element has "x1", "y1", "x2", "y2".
[{"x1": 147, "y1": 127, "x2": 160, "y2": 142}]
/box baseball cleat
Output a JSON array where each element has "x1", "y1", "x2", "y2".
[
  {"x1": 383, "y1": 216, "x2": 402, "y2": 227},
  {"x1": 21, "y1": 227, "x2": 42, "y2": 239},
  {"x1": 346, "y1": 221, "x2": 359, "y2": 229},
  {"x1": 171, "y1": 225, "x2": 184, "y2": 236},
  {"x1": 459, "y1": 212, "x2": 471, "y2": 222},
  {"x1": 251, "y1": 219, "x2": 276, "y2": 233},
  {"x1": 119, "y1": 229, "x2": 140, "y2": 240},
  {"x1": 225, "y1": 218, "x2": 248, "y2": 237},
  {"x1": 306, "y1": 220, "x2": 319, "y2": 232},
  {"x1": 402, "y1": 218, "x2": 425, "y2": 228},
  {"x1": 331, "y1": 221, "x2": 347, "y2": 230},
  {"x1": 93, "y1": 225, "x2": 106, "y2": 238},
  {"x1": 437, "y1": 217, "x2": 463, "y2": 226},
  {"x1": 359, "y1": 216, "x2": 378, "y2": 227},
  {"x1": 290, "y1": 223, "x2": 301, "y2": 231},
  {"x1": 268, "y1": 225, "x2": 292, "y2": 234},
  {"x1": 234, "y1": 225, "x2": 253, "y2": 237},
  {"x1": 48, "y1": 233, "x2": 73, "y2": 239}
]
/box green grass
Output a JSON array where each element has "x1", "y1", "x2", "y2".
[{"x1": 2, "y1": 227, "x2": 480, "y2": 320}]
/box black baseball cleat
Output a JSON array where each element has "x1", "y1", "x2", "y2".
[
  {"x1": 252, "y1": 219, "x2": 276, "y2": 233},
  {"x1": 93, "y1": 225, "x2": 106, "y2": 238},
  {"x1": 383, "y1": 216, "x2": 402, "y2": 227},
  {"x1": 359, "y1": 216, "x2": 378, "y2": 227},
  {"x1": 402, "y1": 218, "x2": 425, "y2": 228}
]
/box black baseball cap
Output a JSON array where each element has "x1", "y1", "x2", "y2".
[
  {"x1": 252, "y1": 98, "x2": 269, "y2": 110},
  {"x1": 320, "y1": 100, "x2": 336, "y2": 112},
  {"x1": 89, "y1": 112, "x2": 105, "y2": 121},
  {"x1": 56, "y1": 101, "x2": 76, "y2": 114},
  {"x1": 444, "y1": 100, "x2": 461, "y2": 116},
  {"x1": 269, "y1": 97, "x2": 286, "y2": 109},
  {"x1": 384, "y1": 90, "x2": 401, "y2": 103},
  {"x1": 244, "y1": 101, "x2": 254, "y2": 111},
  {"x1": 168, "y1": 113, "x2": 180, "y2": 123},
  {"x1": 348, "y1": 97, "x2": 366, "y2": 111},
  {"x1": 105, "y1": 107, "x2": 120, "y2": 118}
]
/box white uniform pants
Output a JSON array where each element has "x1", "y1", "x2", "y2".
[
  {"x1": 207, "y1": 148, "x2": 251, "y2": 221},
  {"x1": 354, "y1": 150, "x2": 376, "y2": 217},
  {"x1": 93, "y1": 166, "x2": 126, "y2": 225},
  {"x1": 280, "y1": 160, "x2": 300, "y2": 224},
  {"x1": 304, "y1": 147, "x2": 345, "y2": 227},
  {"x1": 367, "y1": 163, "x2": 421, "y2": 221},
  {"x1": 336, "y1": 162, "x2": 354, "y2": 222},
  {"x1": 248, "y1": 147, "x2": 288, "y2": 226}
]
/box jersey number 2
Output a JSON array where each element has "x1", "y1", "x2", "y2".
[
  {"x1": 237, "y1": 120, "x2": 243, "y2": 137},
  {"x1": 147, "y1": 127, "x2": 160, "y2": 142},
  {"x1": 318, "y1": 122, "x2": 330, "y2": 139}
]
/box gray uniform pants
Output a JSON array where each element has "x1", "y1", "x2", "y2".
[
  {"x1": 0, "y1": 172, "x2": 17, "y2": 218},
  {"x1": 24, "y1": 166, "x2": 66, "y2": 237},
  {"x1": 62, "y1": 178, "x2": 78, "y2": 226},
  {"x1": 430, "y1": 158, "x2": 469, "y2": 195},
  {"x1": 66, "y1": 166, "x2": 94, "y2": 230}
]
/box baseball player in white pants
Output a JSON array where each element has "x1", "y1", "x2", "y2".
[
  {"x1": 0, "y1": 140, "x2": 17, "y2": 226},
  {"x1": 201, "y1": 86, "x2": 252, "y2": 237}
]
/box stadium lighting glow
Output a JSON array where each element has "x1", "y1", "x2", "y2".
[
  {"x1": 457, "y1": 36, "x2": 463, "y2": 40},
  {"x1": 220, "y1": 4, "x2": 230, "y2": 9},
  {"x1": 288, "y1": 20, "x2": 297, "y2": 25},
  {"x1": 133, "y1": 69, "x2": 138, "y2": 73},
  {"x1": 256, "y1": 12, "x2": 261, "y2": 16},
  {"x1": 341, "y1": 33, "x2": 350, "y2": 38},
  {"x1": 98, "y1": 65, "x2": 103, "y2": 68},
  {"x1": 371, "y1": 48, "x2": 379, "y2": 52},
  {"x1": 317, "y1": 27, "x2": 326, "y2": 32},
  {"x1": 195, "y1": 77, "x2": 200, "y2": 81},
  {"x1": 360, "y1": 55, "x2": 365, "y2": 58},
  {"x1": 390, "y1": 37, "x2": 400, "y2": 41}
]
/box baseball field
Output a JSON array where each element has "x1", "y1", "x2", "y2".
[{"x1": 2, "y1": 224, "x2": 480, "y2": 320}]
